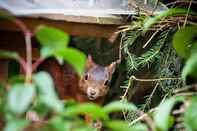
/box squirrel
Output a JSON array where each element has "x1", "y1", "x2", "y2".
[{"x1": 38, "y1": 55, "x2": 116, "y2": 124}]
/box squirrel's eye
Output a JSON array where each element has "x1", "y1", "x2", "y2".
[
  {"x1": 104, "y1": 80, "x2": 109, "y2": 86},
  {"x1": 84, "y1": 74, "x2": 88, "y2": 80}
]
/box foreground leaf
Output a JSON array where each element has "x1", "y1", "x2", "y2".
[
  {"x1": 154, "y1": 96, "x2": 185, "y2": 131},
  {"x1": 182, "y1": 53, "x2": 197, "y2": 82},
  {"x1": 106, "y1": 121, "x2": 148, "y2": 131},
  {"x1": 49, "y1": 116, "x2": 95, "y2": 131},
  {"x1": 33, "y1": 72, "x2": 63, "y2": 112},
  {"x1": 55, "y1": 48, "x2": 86, "y2": 76},
  {"x1": 103, "y1": 101, "x2": 137, "y2": 114},
  {"x1": 7, "y1": 84, "x2": 35, "y2": 114},
  {"x1": 4, "y1": 119, "x2": 30, "y2": 131},
  {"x1": 173, "y1": 26, "x2": 197, "y2": 59},
  {"x1": 64, "y1": 103, "x2": 108, "y2": 120},
  {"x1": 0, "y1": 50, "x2": 19, "y2": 59},
  {"x1": 36, "y1": 26, "x2": 70, "y2": 58},
  {"x1": 184, "y1": 96, "x2": 197, "y2": 131}
]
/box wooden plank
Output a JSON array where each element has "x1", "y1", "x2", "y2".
[
  {"x1": 32, "y1": 14, "x2": 125, "y2": 25},
  {"x1": 0, "y1": 31, "x2": 40, "y2": 60},
  {"x1": 0, "y1": 17, "x2": 120, "y2": 38}
]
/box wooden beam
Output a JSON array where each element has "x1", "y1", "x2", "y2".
[
  {"x1": 0, "y1": 17, "x2": 119, "y2": 38},
  {"x1": 0, "y1": 31, "x2": 40, "y2": 60}
]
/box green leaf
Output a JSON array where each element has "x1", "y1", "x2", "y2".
[
  {"x1": 7, "y1": 84, "x2": 35, "y2": 114},
  {"x1": 55, "y1": 47, "x2": 86, "y2": 76},
  {"x1": 103, "y1": 101, "x2": 137, "y2": 114},
  {"x1": 106, "y1": 121, "x2": 148, "y2": 131},
  {"x1": 143, "y1": 8, "x2": 197, "y2": 32},
  {"x1": 33, "y1": 71, "x2": 63, "y2": 112},
  {"x1": 49, "y1": 117, "x2": 95, "y2": 131},
  {"x1": 64, "y1": 103, "x2": 108, "y2": 120},
  {"x1": 49, "y1": 117, "x2": 72, "y2": 131},
  {"x1": 0, "y1": 50, "x2": 19, "y2": 59},
  {"x1": 154, "y1": 96, "x2": 185, "y2": 131},
  {"x1": 4, "y1": 119, "x2": 30, "y2": 131},
  {"x1": 182, "y1": 53, "x2": 197, "y2": 82},
  {"x1": 173, "y1": 26, "x2": 197, "y2": 59},
  {"x1": 184, "y1": 96, "x2": 197, "y2": 131},
  {"x1": 74, "y1": 127, "x2": 96, "y2": 131},
  {"x1": 35, "y1": 26, "x2": 70, "y2": 58}
]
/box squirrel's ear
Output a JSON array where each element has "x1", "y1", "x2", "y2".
[
  {"x1": 106, "y1": 62, "x2": 116, "y2": 74},
  {"x1": 86, "y1": 55, "x2": 95, "y2": 69}
]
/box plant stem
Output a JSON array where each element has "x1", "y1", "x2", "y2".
[
  {"x1": 18, "y1": 56, "x2": 27, "y2": 73},
  {"x1": 14, "y1": 19, "x2": 29, "y2": 34},
  {"x1": 32, "y1": 57, "x2": 44, "y2": 72},
  {"x1": 25, "y1": 32, "x2": 32, "y2": 83}
]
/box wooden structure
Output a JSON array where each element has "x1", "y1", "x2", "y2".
[
  {"x1": 0, "y1": 0, "x2": 165, "y2": 81},
  {"x1": 0, "y1": 13, "x2": 125, "y2": 81}
]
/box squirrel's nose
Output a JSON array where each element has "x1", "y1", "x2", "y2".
[{"x1": 90, "y1": 91, "x2": 96, "y2": 96}]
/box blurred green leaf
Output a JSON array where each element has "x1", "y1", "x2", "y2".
[
  {"x1": 49, "y1": 116, "x2": 95, "y2": 131},
  {"x1": 64, "y1": 103, "x2": 108, "y2": 120},
  {"x1": 0, "y1": 50, "x2": 19, "y2": 59},
  {"x1": 7, "y1": 84, "x2": 35, "y2": 114},
  {"x1": 49, "y1": 117, "x2": 72, "y2": 131},
  {"x1": 103, "y1": 101, "x2": 137, "y2": 114},
  {"x1": 106, "y1": 121, "x2": 148, "y2": 131},
  {"x1": 173, "y1": 26, "x2": 197, "y2": 59},
  {"x1": 55, "y1": 47, "x2": 86, "y2": 76},
  {"x1": 143, "y1": 8, "x2": 197, "y2": 32},
  {"x1": 36, "y1": 26, "x2": 70, "y2": 58},
  {"x1": 74, "y1": 127, "x2": 96, "y2": 131},
  {"x1": 33, "y1": 71, "x2": 63, "y2": 112},
  {"x1": 4, "y1": 119, "x2": 29, "y2": 131},
  {"x1": 154, "y1": 96, "x2": 185, "y2": 131},
  {"x1": 182, "y1": 53, "x2": 197, "y2": 82},
  {"x1": 184, "y1": 96, "x2": 197, "y2": 131}
]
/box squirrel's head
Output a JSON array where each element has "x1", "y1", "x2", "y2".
[{"x1": 79, "y1": 55, "x2": 116, "y2": 100}]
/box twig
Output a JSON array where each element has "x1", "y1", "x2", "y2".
[
  {"x1": 143, "y1": 24, "x2": 166, "y2": 48},
  {"x1": 121, "y1": 76, "x2": 134, "y2": 99},
  {"x1": 174, "y1": 92, "x2": 197, "y2": 96},
  {"x1": 131, "y1": 75, "x2": 181, "y2": 82},
  {"x1": 117, "y1": 34, "x2": 123, "y2": 64},
  {"x1": 143, "y1": 83, "x2": 159, "y2": 110},
  {"x1": 166, "y1": 0, "x2": 197, "y2": 6},
  {"x1": 129, "y1": 108, "x2": 157, "y2": 125},
  {"x1": 183, "y1": 0, "x2": 193, "y2": 27},
  {"x1": 151, "y1": 0, "x2": 159, "y2": 15},
  {"x1": 173, "y1": 84, "x2": 197, "y2": 93}
]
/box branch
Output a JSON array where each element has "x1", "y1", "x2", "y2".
[{"x1": 32, "y1": 57, "x2": 44, "y2": 72}]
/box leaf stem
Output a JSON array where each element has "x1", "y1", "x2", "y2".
[
  {"x1": 18, "y1": 56, "x2": 27, "y2": 73},
  {"x1": 32, "y1": 57, "x2": 44, "y2": 72},
  {"x1": 25, "y1": 32, "x2": 32, "y2": 83}
]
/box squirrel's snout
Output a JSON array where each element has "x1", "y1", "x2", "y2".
[
  {"x1": 87, "y1": 88, "x2": 98, "y2": 100},
  {"x1": 90, "y1": 91, "x2": 96, "y2": 96}
]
